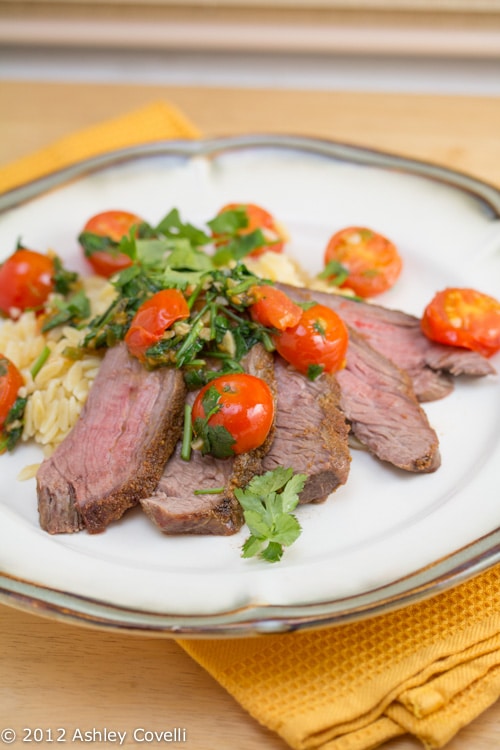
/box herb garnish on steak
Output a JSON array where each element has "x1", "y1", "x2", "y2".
[
  {"x1": 140, "y1": 344, "x2": 277, "y2": 536},
  {"x1": 278, "y1": 283, "x2": 495, "y2": 402}
]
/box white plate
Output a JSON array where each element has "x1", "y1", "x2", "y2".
[{"x1": 1, "y1": 135, "x2": 500, "y2": 637}]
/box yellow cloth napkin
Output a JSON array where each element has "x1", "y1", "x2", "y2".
[
  {"x1": 2, "y1": 100, "x2": 500, "y2": 750},
  {"x1": 180, "y1": 566, "x2": 500, "y2": 750},
  {"x1": 0, "y1": 100, "x2": 200, "y2": 195}
]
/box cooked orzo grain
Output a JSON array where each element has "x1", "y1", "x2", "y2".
[{"x1": 0, "y1": 276, "x2": 114, "y2": 456}]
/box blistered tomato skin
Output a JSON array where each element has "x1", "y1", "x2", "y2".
[
  {"x1": 125, "y1": 289, "x2": 190, "y2": 361},
  {"x1": 0, "y1": 249, "x2": 54, "y2": 318},
  {"x1": 249, "y1": 285, "x2": 303, "y2": 330},
  {"x1": 273, "y1": 304, "x2": 349, "y2": 376},
  {"x1": 83, "y1": 210, "x2": 144, "y2": 243},
  {"x1": 215, "y1": 203, "x2": 285, "y2": 258},
  {"x1": 80, "y1": 210, "x2": 144, "y2": 277},
  {"x1": 324, "y1": 226, "x2": 402, "y2": 298},
  {"x1": 0, "y1": 354, "x2": 24, "y2": 430},
  {"x1": 192, "y1": 373, "x2": 275, "y2": 456},
  {"x1": 422, "y1": 287, "x2": 500, "y2": 358}
]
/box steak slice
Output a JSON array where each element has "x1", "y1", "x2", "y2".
[
  {"x1": 140, "y1": 343, "x2": 277, "y2": 535},
  {"x1": 262, "y1": 356, "x2": 351, "y2": 504},
  {"x1": 278, "y1": 283, "x2": 495, "y2": 402},
  {"x1": 338, "y1": 329, "x2": 441, "y2": 472},
  {"x1": 37, "y1": 342, "x2": 186, "y2": 534}
]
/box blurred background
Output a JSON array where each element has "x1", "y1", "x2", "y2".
[{"x1": 1, "y1": 0, "x2": 500, "y2": 94}]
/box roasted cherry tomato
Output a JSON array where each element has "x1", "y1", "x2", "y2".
[
  {"x1": 192, "y1": 373, "x2": 275, "y2": 457},
  {"x1": 0, "y1": 248, "x2": 54, "y2": 318},
  {"x1": 421, "y1": 287, "x2": 500, "y2": 358},
  {"x1": 0, "y1": 354, "x2": 24, "y2": 430},
  {"x1": 125, "y1": 289, "x2": 190, "y2": 361},
  {"x1": 324, "y1": 226, "x2": 402, "y2": 298},
  {"x1": 274, "y1": 303, "x2": 348, "y2": 376},
  {"x1": 249, "y1": 285, "x2": 302, "y2": 331},
  {"x1": 215, "y1": 203, "x2": 285, "y2": 258},
  {"x1": 80, "y1": 210, "x2": 144, "y2": 277}
]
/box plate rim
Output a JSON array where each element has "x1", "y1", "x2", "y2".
[
  {"x1": 2, "y1": 133, "x2": 500, "y2": 217},
  {"x1": 2, "y1": 526, "x2": 500, "y2": 638},
  {"x1": 1, "y1": 132, "x2": 500, "y2": 637}
]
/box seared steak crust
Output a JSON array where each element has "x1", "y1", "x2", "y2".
[
  {"x1": 140, "y1": 440, "x2": 239, "y2": 535},
  {"x1": 262, "y1": 356, "x2": 351, "y2": 503},
  {"x1": 278, "y1": 283, "x2": 495, "y2": 402},
  {"x1": 140, "y1": 344, "x2": 277, "y2": 535},
  {"x1": 37, "y1": 343, "x2": 186, "y2": 534},
  {"x1": 338, "y1": 330, "x2": 440, "y2": 472}
]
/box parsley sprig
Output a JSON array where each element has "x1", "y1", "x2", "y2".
[{"x1": 235, "y1": 467, "x2": 307, "y2": 563}]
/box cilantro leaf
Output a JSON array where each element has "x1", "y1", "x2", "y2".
[
  {"x1": 201, "y1": 385, "x2": 223, "y2": 417},
  {"x1": 235, "y1": 467, "x2": 307, "y2": 563},
  {"x1": 78, "y1": 231, "x2": 115, "y2": 258},
  {"x1": 0, "y1": 395, "x2": 27, "y2": 454},
  {"x1": 212, "y1": 228, "x2": 268, "y2": 267},
  {"x1": 317, "y1": 259, "x2": 350, "y2": 287},
  {"x1": 52, "y1": 255, "x2": 79, "y2": 295},
  {"x1": 280, "y1": 472, "x2": 307, "y2": 513},
  {"x1": 193, "y1": 417, "x2": 236, "y2": 459},
  {"x1": 42, "y1": 289, "x2": 91, "y2": 332},
  {"x1": 155, "y1": 208, "x2": 211, "y2": 246},
  {"x1": 243, "y1": 466, "x2": 293, "y2": 497},
  {"x1": 207, "y1": 207, "x2": 249, "y2": 235},
  {"x1": 307, "y1": 363, "x2": 324, "y2": 381}
]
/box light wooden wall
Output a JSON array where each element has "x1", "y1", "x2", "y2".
[{"x1": 1, "y1": 1, "x2": 500, "y2": 57}]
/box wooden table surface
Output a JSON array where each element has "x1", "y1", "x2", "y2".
[{"x1": 1, "y1": 80, "x2": 500, "y2": 750}]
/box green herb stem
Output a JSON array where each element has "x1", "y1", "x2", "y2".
[
  {"x1": 186, "y1": 279, "x2": 205, "y2": 310},
  {"x1": 193, "y1": 487, "x2": 225, "y2": 495},
  {"x1": 30, "y1": 345, "x2": 51, "y2": 379},
  {"x1": 227, "y1": 277, "x2": 258, "y2": 297},
  {"x1": 180, "y1": 403, "x2": 193, "y2": 461}
]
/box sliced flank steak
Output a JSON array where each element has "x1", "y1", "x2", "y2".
[
  {"x1": 37, "y1": 342, "x2": 186, "y2": 534},
  {"x1": 278, "y1": 283, "x2": 495, "y2": 402},
  {"x1": 261, "y1": 356, "x2": 351, "y2": 503},
  {"x1": 338, "y1": 329, "x2": 440, "y2": 472},
  {"x1": 140, "y1": 343, "x2": 277, "y2": 536}
]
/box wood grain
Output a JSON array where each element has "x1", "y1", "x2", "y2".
[
  {"x1": 1, "y1": 80, "x2": 500, "y2": 748},
  {"x1": 1, "y1": 81, "x2": 500, "y2": 188}
]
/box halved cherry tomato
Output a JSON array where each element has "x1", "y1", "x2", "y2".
[
  {"x1": 215, "y1": 203, "x2": 285, "y2": 258},
  {"x1": 249, "y1": 285, "x2": 302, "y2": 331},
  {"x1": 125, "y1": 289, "x2": 190, "y2": 361},
  {"x1": 324, "y1": 226, "x2": 402, "y2": 297},
  {"x1": 80, "y1": 210, "x2": 144, "y2": 277},
  {"x1": 0, "y1": 248, "x2": 54, "y2": 318},
  {"x1": 421, "y1": 287, "x2": 500, "y2": 358},
  {"x1": 0, "y1": 354, "x2": 24, "y2": 430},
  {"x1": 273, "y1": 303, "x2": 348, "y2": 376},
  {"x1": 192, "y1": 373, "x2": 274, "y2": 457}
]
